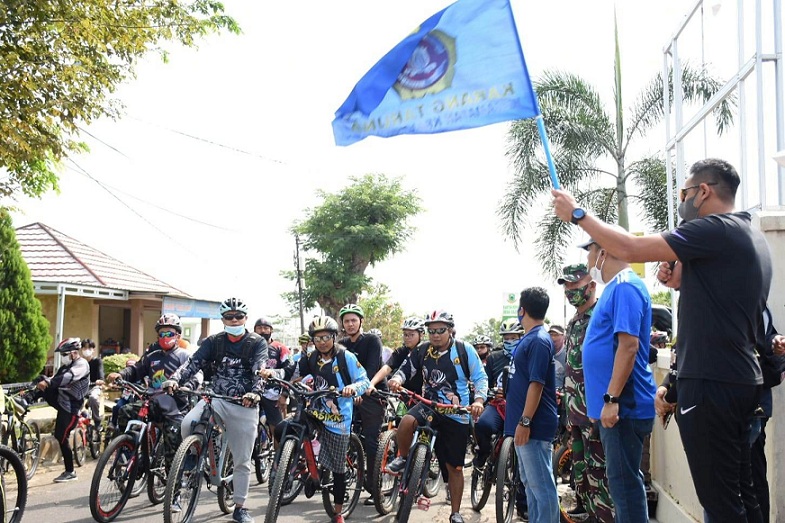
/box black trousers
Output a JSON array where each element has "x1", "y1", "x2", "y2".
[
  {"x1": 676, "y1": 378, "x2": 761, "y2": 523},
  {"x1": 750, "y1": 418, "x2": 770, "y2": 523},
  {"x1": 54, "y1": 409, "x2": 78, "y2": 473},
  {"x1": 356, "y1": 398, "x2": 384, "y2": 473}
]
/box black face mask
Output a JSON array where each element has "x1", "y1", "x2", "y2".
[
  {"x1": 678, "y1": 194, "x2": 701, "y2": 222},
  {"x1": 260, "y1": 332, "x2": 271, "y2": 341}
]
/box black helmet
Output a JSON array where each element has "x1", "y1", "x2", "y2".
[
  {"x1": 308, "y1": 316, "x2": 340, "y2": 337},
  {"x1": 56, "y1": 337, "x2": 82, "y2": 353},
  {"x1": 254, "y1": 317, "x2": 273, "y2": 329},
  {"x1": 155, "y1": 313, "x2": 182, "y2": 334}
]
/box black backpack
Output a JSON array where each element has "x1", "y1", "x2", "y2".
[
  {"x1": 301, "y1": 347, "x2": 354, "y2": 388},
  {"x1": 204, "y1": 332, "x2": 262, "y2": 382}
]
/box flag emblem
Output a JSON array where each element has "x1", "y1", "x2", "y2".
[{"x1": 394, "y1": 30, "x2": 455, "y2": 99}]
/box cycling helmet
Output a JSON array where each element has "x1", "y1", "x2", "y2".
[
  {"x1": 219, "y1": 297, "x2": 249, "y2": 315},
  {"x1": 155, "y1": 313, "x2": 182, "y2": 333},
  {"x1": 424, "y1": 310, "x2": 454, "y2": 327},
  {"x1": 339, "y1": 303, "x2": 364, "y2": 319},
  {"x1": 368, "y1": 328, "x2": 382, "y2": 337},
  {"x1": 56, "y1": 337, "x2": 82, "y2": 353},
  {"x1": 254, "y1": 317, "x2": 273, "y2": 329},
  {"x1": 499, "y1": 319, "x2": 524, "y2": 335},
  {"x1": 308, "y1": 316, "x2": 340, "y2": 336},
  {"x1": 298, "y1": 333, "x2": 312, "y2": 344},
  {"x1": 401, "y1": 317, "x2": 425, "y2": 333},
  {"x1": 474, "y1": 335, "x2": 493, "y2": 347}
]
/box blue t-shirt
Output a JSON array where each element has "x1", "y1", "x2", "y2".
[
  {"x1": 583, "y1": 268, "x2": 656, "y2": 420},
  {"x1": 504, "y1": 325, "x2": 558, "y2": 442}
]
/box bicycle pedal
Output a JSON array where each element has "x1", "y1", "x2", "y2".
[{"x1": 416, "y1": 496, "x2": 431, "y2": 511}]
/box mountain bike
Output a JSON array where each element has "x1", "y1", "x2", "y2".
[
  {"x1": 391, "y1": 388, "x2": 471, "y2": 523},
  {"x1": 253, "y1": 413, "x2": 274, "y2": 485},
  {"x1": 264, "y1": 377, "x2": 364, "y2": 523},
  {"x1": 89, "y1": 380, "x2": 168, "y2": 523},
  {"x1": 0, "y1": 387, "x2": 41, "y2": 480},
  {"x1": 0, "y1": 444, "x2": 27, "y2": 523},
  {"x1": 470, "y1": 390, "x2": 507, "y2": 513},
  {"x1": 72, "y1": 406, "x2": 102, "y2": 465},
  {"x1": 163, "y1": 387, "x2": 239, "y2": 523}
]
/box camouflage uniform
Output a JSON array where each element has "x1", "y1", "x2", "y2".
[{"x1": 560, "y1": 264, "x2": 614, "y2": 523}]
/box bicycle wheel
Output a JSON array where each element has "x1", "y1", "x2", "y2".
[
  {"x1": 19, "y1": 422, "x2": 41, "y2": 480},
  {"x1": 147, "y1": 429, "x2": 167, "y2": 505},
  {"x1": 88, "y1": 424, "x2": 102, "y2": 459},
  {"x1": 470, "y1": 458, "x2": 492, "y2": 511},
  {"x1": 72, "y1": 426, "x2": 86, "y2": 467},
  {"x1": 396, "y1": 443, "x2": 427, "y2": 523},
  {"x1": 164, "y1": 434, "x2": 204, "y2": 523},
  {"x1": 373, "y1": 429, "x2": 399, "y2": 515},
  {"x1": 217, "y1": 447, "x2": 235, "y2": 514},
  {"x1": 265, "y1": 438, "x2": 297, "y2": 523},
  {"x1": 495, "y1": 436, "x2": 518, "y2": 523},
  {"x1": 279, "y1": 439, "x2": 306, "y2": 506},
  {"x1": 0, "y1": 445, "x2": 27, "y2": 523},
  {"x1": 423, "y1": 452, "x2": 441, "y2": 498},
  {"x1": 553, "y1": 444, "x2": 573, "y2": 485},
  {"x1": 322, "y1": 432, "x2": 364, "y2": 518},
  {"x1": 254, "y1": 423, "x2": 272, "y2": 484},
  {"x1": 89, "y1": 434, "x2": 139, "y2": 523}
]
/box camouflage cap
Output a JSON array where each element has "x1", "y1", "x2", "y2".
[{"x1": 557, "y1": 263, "x2": 589, "y2": 285}]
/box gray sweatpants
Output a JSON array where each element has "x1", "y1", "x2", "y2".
[{"x1": 181, "y1": 398, "x2": 258, "y2": 506}]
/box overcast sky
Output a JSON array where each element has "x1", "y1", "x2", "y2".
[{"x1": 9, "y1": 0, "x2": 759, "y2": 335}]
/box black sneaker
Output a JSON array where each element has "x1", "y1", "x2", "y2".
[
  {"x1": 363, "y1": 495, "x2": 375, "y2": 506},
  {"x1": 232, "y1": 506, "x2": 254, "y2": 523},
  {"x1": 386, "y1": 456, "x2": 406, "y2": 474},
  {"x1": 449, "y1": 513, "x2": 464, "y2": 523},
  {"x1": 54, "y1": 471, "x2": 77, "y2": 483}
]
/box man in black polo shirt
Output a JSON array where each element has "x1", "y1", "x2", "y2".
[
  {"x1": 552, "y1": 158, "x2": 772, "y2": 523},
  {"x1": 338, "y1": 303, "x2": 384, "y2": 504}
]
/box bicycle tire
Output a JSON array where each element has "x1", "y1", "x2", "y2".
[
  {"x1": 253, "y1": 423, "x2": 272, "y2": 485},
  {"x1": 72, "y1": 426, "x2": 86, "y2": 467},
  {"x1": 553, "y1": 444, "x2": 573, "y2": 485},
  {"x1": 147, "y1": 428, "x2": 167, "y2": 505},
  {"x1": 88, "y1": 424, "x2": 101, "y2": 459},
  {"x1": 396, "y1": 443, "x2": 427, "y2": 523},
  {"x1": 279, "y1": 440, "x2": 306, "y2": 506},
  {"x1": 495, "y1": 436, "x2": 517, "y2": 523},
  {"x1": 373, "y1": 429, "x2": 399, "y2": 515},
  {"x1": 19, "y1": 422, "x2": 40, "y2": 480},
  {"x1": 265, "y1": 438, "x2": 297, "y2": 523},
  {"x1": 422, "y1": 452, "x2": 441, "y2": 498},
  {"x1": 163, "y1": 434, "x2": 204, "y2": 523},
  {"x1": 217, "y1": 447, "x2": 235, "y2": 514},
  {"x1": 0, "y1": 444, "x2": 27, "y2": 523},
  {"x1": 89, "y1": 434, "x2": 138, "y2": 523},
  {"x1": 322, "y1": 432, "x2": 365, "y2": 518},
  {"x1": 470, "y1": 460, "x2": 493, "y2": 511}
]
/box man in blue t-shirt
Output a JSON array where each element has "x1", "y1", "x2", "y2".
[
  {"x1": 580, "y1": 237, "x2": 656, "y2": 523},
  {"x1": 505, "y1": 287, "x2": 559, "y2": 523}
]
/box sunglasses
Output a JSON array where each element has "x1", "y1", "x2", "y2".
[
  {"x1": 679, "y1": 182, "x2": 717, "y2": 202},
  {"x1": 158, "y1": 331, "x2": 177, "y2": 338},
  {"x1": 313, "y1": 334, "x2": 333, "y2": 342},
  {"x1": 428, "y1": 327, "x2": 449, "y2": 335},
  {"x1": 222, "y1": 313, "x2": 246, "y2": 321}
]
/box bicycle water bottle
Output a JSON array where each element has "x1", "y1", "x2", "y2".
[{"x1": 312, "y1": 438, "x2": 320, "y2": 457}]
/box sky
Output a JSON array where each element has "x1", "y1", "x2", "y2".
[{"x1": 8, "y1": 0, "x2": 768, "y2": 337}]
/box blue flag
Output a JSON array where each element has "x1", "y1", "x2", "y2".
[{"x1": 332, "y1": 0, "x2": 541, "y2": 146}]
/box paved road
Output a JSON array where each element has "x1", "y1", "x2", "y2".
[{"x1": 23, "y1": 456, "x2": 515, "y2": 523}]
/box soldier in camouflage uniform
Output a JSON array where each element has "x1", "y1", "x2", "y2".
[{"x1": 559, "y1": 264, "x2": 614, "y2": 522}]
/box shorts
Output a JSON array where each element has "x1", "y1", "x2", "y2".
[{"x1": 407, "y1": 402, "x2": 470, "y2": 469}]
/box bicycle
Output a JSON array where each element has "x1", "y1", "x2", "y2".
[
  {"x1": 163, "y1": 387, "x2": 239, "y2": 523},
  {"x1": 469, "y1": 389, "x2": 507, "y2": 513},
  {"x1": 0, "y1": 444, "x2": 27, "y2": 523},
  {"x1": 390, "y1": 388, "x2": 471, "y2": 523},
  {"x1": 252, "y1": 413, "x2": 274, "y2": 485},
  {"x1": 71, "y1": 403, "x2": 102, "y2": 466},
  {"x1": 0, "y1": 386, "x2": 41, "y2": 480},
  {"x1": 264, "y1": 378, "x2": 365, "y2": 523},
  {"x1": 89, "y1": 380, "x2": 168, "y2": 523}
]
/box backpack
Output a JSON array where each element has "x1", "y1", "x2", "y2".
[
  {"x1": 204, "y1": 332, "x2": 262, "y2": 382},
  {"x1": 302, "y1": 347, "x2": 353, "y2": 388},
  {"x1": 418, "y1": 340, "x2": 474, "y2": 401}
]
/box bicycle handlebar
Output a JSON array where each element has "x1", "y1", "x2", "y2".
[
  {"x1": 266, "y1": 376, "x2": 346, "y2": 399},
  {"x1": 397, "y1": 387, "x2": 471, "y2": 414},
  {"x1": 175, "y1": 387, "x2": 245, "y2": 405}
]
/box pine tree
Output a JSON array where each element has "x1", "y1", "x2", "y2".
[{"x1": 0, "y1": 209, "x2": 50, "y2": 382}]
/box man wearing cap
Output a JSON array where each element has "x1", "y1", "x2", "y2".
[
  {"x1": 558, "y1": 263, "x2": 614, "y2": 522},
  {"x1": 571, "y1": 237, "x2": 656, "y2": 522}
]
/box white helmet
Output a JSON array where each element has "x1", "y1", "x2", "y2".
[{"x1": 219, "y1": 297, "x2": 249, "y2": 316}]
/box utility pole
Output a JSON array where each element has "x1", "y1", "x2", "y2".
[{"x1": 294, "y1": 234, "x2": 305, "y2": 333}]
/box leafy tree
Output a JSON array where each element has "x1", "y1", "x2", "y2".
[
  {"x1": 282, "y1": 174, "x2": 422, "y2": 319},
  {"x1": 462, "y1": 318, "x2": 503, "y2": 348},
  {"x1": 0, "y1": 208, "x2": 50, "y2": 382},
  {"x1": 358, "y1": 283, "x2": 405, "y2": 348},
  {"x1": 650, "y1": 290, "x2": 672, "y2": 307},
  {"x1": 0, "y1": 0, "x2": 240, "y2": 199},
  {"x1": 499, "y1": 18, "x2": 734, "y2": 278}
]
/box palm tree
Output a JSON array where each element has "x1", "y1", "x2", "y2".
[{"x1": 499, "y1": 17, "x2": 735, "y2": 278}]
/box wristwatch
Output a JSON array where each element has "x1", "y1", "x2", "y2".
[
  {"x1": 571, "y1": 207, "x2": 587, "y2": 225},
  {"x1": 603, "y1": 393, "x2": 619, "y2": 404},
  {"x1": 518, "y1": 415, "x2": 532, "y2": 428}
]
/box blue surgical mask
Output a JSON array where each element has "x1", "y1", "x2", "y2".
[
  {"x1": 224, "y1": 325, "x2": 245, "y2": 336},
  {"x1": 503, "y1": 340, "x2": 519, "y2": 357}
]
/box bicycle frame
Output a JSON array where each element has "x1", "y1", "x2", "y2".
[{"x1": 184, "y1": 392, "x2": 234, "y2": 488}]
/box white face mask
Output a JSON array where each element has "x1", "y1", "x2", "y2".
[
  {"x1": 224, "y1": 325, "x2": 245, "y2": 336},
  {"x1": 82, "y1": 349, "x2": 94, "y2": 358},
  {"x1": 589, "y1": 251, "x2": 608, "y2": 285}
]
